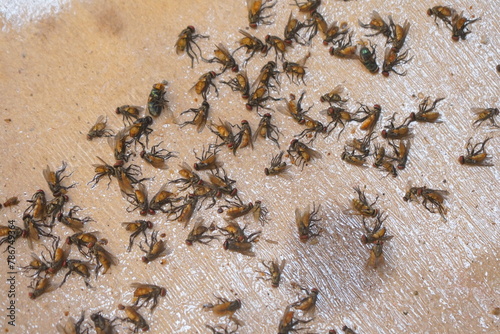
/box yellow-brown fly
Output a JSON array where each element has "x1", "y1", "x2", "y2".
[
  {"x1": 56, "y1": 311, "x2": 86, "y2": 334},
  {"x1": 88, "y1": 156, "x2": 116, "y2": 188},
  {"x1": 451, "y1": 11, "x2": 479, "y2": 41},
  {"x1": 248, "y1": 0, "x2": 276, "y2": 28},
  {"x1": 320, "y1": 85, "x2": 347, "y2": 105},
  {"x1": 388, "y1": 140, "x2": 410, "y2": 170},
  {"x1": 305, "y1": 11, "x2": 327, "y2": 41},
  {"x1": 367, "y1": 241, "x2": 386, "y2": 268},
  {"x1": 278, "y1": 305, "x2": 313, "y2": 334},
  {"x1": 459, "y1": 137, "x2": 493, "y2": 166},
  {"x1": 140, "y1": 231, "x2": 167, "y2": 263},
  {"x1": 221, "y1": 71, "x2": 250, "y2": 99},
  {"x1": 346, "y1": 132, "x2": 375, "y2": 156},
  {"x1": 256, "y1": 259, "x2": 285, "y2": 288},
  {"x1": 234, "y1": 29, "x2": 267, "y2": 64},
  {"x1": 24, "y1": 190, "x2": 47, "y2": 222},
  {"x1": 60, "y1": 259, "x2": 93, "y2": 287},
  {"x1": 354, "y1": 104, "x2": 381, "y2": 133},
  {"x1": 20, "y1": 253, "x2": 49, "y2": 278},
  {"x1": 284, "y1": 11, "x2": 306, "y2": 45},
  {"x1": 382, "y1": 47, "x2": 412, "y2": 77},
  {"x1": 122, "y1": 220, "x2": 153, "y2": 252},
  {"x1": 287, "y1": 139, "x2": 322, "y2": 169},
  {"x1": 348, "y1": 186, "x2": 379, "y2": 217},
  {"x1": 87, "y1": 115, "x2": 113, "y2": 140},
  {"x1": 329, "y1": 33, "x2": 358, "y2": 59},
  {"x1": 140, "y1": 141, "x2": 176, "y2": 169},
  {"x1": 233, "y1": 120, "x2": 253, "y2": 153},
  {"x1": 218, "y1": 198, "x2": 254, "y2": 220},
  {"x1": 130, "y1": 283, "x2": 166, "y2": 311},
  {"x1": 283, "y1": 52, "x2": 310, "y2": 85},
  {"x1": 403, "y1": 186, "x2": 449, "y2": 219},
  {"x1": 116, "y1": 105, "x2": 142, "y2": 124},
  {"x1": 127, "y1": 116, "x2": 153, "y2": 147},
  {"x1": 253, "y1": 113, "x2": 281, "y2": 148},
  {"x1": 203, "y1": 43, "x2": 239, "y2": 73},
  {"x1": 91, "y1": 312, "x2": 117, "y2": 334},
  {"x1": 118, "y1": 304, "x2": 149, "y2": 332},
  {"x1": 389, "y1": 16, "x2": 410, "y2": 53},
  {"x1": 46, "y1": 237, "x2": 69, "y2": 275},
  {"x1": 265, "y1": 34, "x2": 288, "y2": 62},
  {"x1": 295, "y1": 203, "x2": 321, "y2": 242},
  {"x1": 66, "y1": 231, "x2": 99, "y2": 256},
  {"x1": 341, "y1": 148, "x2": 368, "y2": 167},
  {"x1": 361, "y1": 213, "x2": 393, "y2": 245},
  {"x1": 321, "y1": 106, "x2": 354, "y2": 138},
  {"x1": 381, "y1": 113, "x2": 412, "y2": 139},
  {"x1": 410, "y1": 97, "x2": 445, "y2": 123},
  {"x1": 186, "y1": 218, "x2": 218, "y2": 245},
  {"x1": 194, "y1": 145, "x2": 222, "y2": 171},
  {"x1": 57, "y1": 206, "x2": 93, "y2": 232},
  {"x1": 175, "y1": 26, "x2": 209, "y2": 68},
  {"x1": 223, "y1": 229, "x2": 261, "y2": 257},
  {"x1": 472, "y1": 107, "x2": 499, "y2": 128},
  {"x1": 265, "y1": 151, "x2": 289, "y2": 176},
  {"x1": 28, "y1": 277, "x2": 53, "y2": 299},
  {"x1": 293, "y1": 0, "x2": 321, "y2": 13},
  {"x1": 209, "y1": 119, "x2": 236, "y2": 149},
  {"x1": 180, "y1": 101, "x2": 210, "y2": 134},
  {"x1": 252, "y1": 200, "x2": 269, "y2": 225},
  {"x1": 170, "y1": 163, "x2": 201, "y2": 191},
  {"x1": 427, "y1": 6, "x2": 454, "y2": 27},
  {"x1": 323, "y1": 21, "x2": 349, "y2": 46},
  {"x1": 191, "y1": 71, "x2": 218, "y2": 100},
  {"x1": 292, "y1": 286, "x2": 319, "y2": 313},
  {"x1": 208, "y1": 168, "x2": 238, "y2": 197},
  {"x1": 108, "y1": 128, "x2": 130, "y2": 166},
  {"x1": 203, "y1": 297, "x2": 242, "y2": 324},
  {"x1": 43, "y1": 161, "x2": 76, "y2": 196},
  {"x1": 172, "y1": 194, "x2": 198, "y2": 226},
  {"x1": 358, "y1": 10, "x2": 391, "y2": 39},
  {"x1": 149, "y1": 183, "x2": 181, "y2": 214}
]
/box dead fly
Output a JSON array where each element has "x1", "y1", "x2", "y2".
[
  {"x1": 56, "y1": 311, "x2": 87, "y2": 334},
  {"x1": 248, "y1": 0, "x2": 276, "y2": 28},
  {"x1": 208, "y1": 168, "x2": 238, "y2": 197},
  {"x1": 139, "y1": 231, "x2": 166, "y2": 263},
  {"x1": 451, "y1": 11, "x2": 479, "y2": 41},
  {"x1": 359, "y1": 42, "x2": 379, "y2": 74},
  {"x1": 191, "y1": 71, "x2": 218, "y2": 100},
  {"x1": 287, "y1": 139, "x2": 322, "y2": 169},
  {"x1": 427, "y1": 6, "x2": 454, "y2": 27},
  {"x1": 179, "y1": 101, "x2": 210, "y2": 133},
  {"x1": 28, "y1": 277, "x2": 53, "y2": 299},
  {"x1": 193, "y1": 182, "x2": 221, "y2": 209},
  {"x1": 388, "y1": 140, "x2": 410, "y2": 170},
  {"x1": 203, "y1": 44, "x2": 239, "y2": 73},
  {"x1": 293, "y1": 0, "x2": 321, "y2": 13},
  {"x1": 367, "y1": 241, "x2": 386, "y2": 268},
  {"x1": 118, "y1": 304, "x2": 149, "y2": 333},
  {"x1": 24, "y1": 190, "x2": 47, "y2": 221},
  {"x1": 124, "y1": 183, "x2": 149, "y2": 215},
  {"x1": 90, "y1": 312, "x2": 117, "y2": 334},
  {"x1": 140, "y1": 141, "x2": 176, "y2": 169},
  {"x1": 253, "y1": 113, "x2": 281, "y2": 148},
  {"x1": 186, "y1": 218, "x2": 218, "y2": 245},
  {"x1": 329, "y1": 33, "x2": 358, "y2": 59},
  {"x1": 234, "y1": 29, "x2": 267, "y2": 65},
  {"x1": 254, "y1": 60, "x2": 281, "y2": 90},
  {"x1": 46, "y1": 195, "x2": 69, "y2": 225},
  {"x1": 2, "y1": 196, "x2": 20, "y2": 209},
  {"x1": 206, "y1": 324, "x2": 239, "y2": 334},
  {"x1": 221, "y1": 71, "x2": 250, "y2": 99},
  {"x1": 67, "y1": 231, "x2": 99, "y2": 257},
  {"x1": 170, "y1": 163, "x2": 201, "y2": 191},
  {"x1": 203, "y1": 297, "x2": 242, "y2": 324},
  {"x1": 358, "y1": 11, "x2": 391, "y2": 39},
  {"x1": 217, "y1": 222, "x2": 247, "y2": 242},
  {"x1": 23, "y1": 214, "x2": 54, "y2": 249},
  {"x1": 341, "y1": 148, "x2": 368, "y2": 167},
  {"x1": 382, "y1": 48, "x2": 412, "y2": 77},
  {"x1": 147, "y1": 81, "x2": 169, "y2": 117},
  {"x1": 108, "y1": 128, "x2": 131, "y2": 166},
  {"x1": 194, "y1": 145, "x2": 222, "y2": 171},
  {"x1": 115, "y1": 164, "x2": 148, "y2": 196},
  {"x1": 348, "y1": 186, "x2": 379, "y2": 218},
  {"x1": 116, "y1": 105, "x2": 142, "y2": 124},
  {"x1": 60, "y1": 259, "x2": 93, "y2": 288},
  {"x1": 295, "y1": 117, "x2": 327, "y2": 143},
  {"x1": 277, "y1": 92, "x2": 311, "y2": 125},
  {"x1": 321, "y1": 106, "x2": 354, "y2": 138},
  {"x1": 292, "y1": 286, "x2": 319, "y2": 313},
  {"x1": 410, "y1": 97, "x2": 445, "y2": 123},
  {"x1": 403, "y1": 186, "x2": 449, "y2": 219},
  {"x1": 88, "y1": 157, "x2": 116, "y2": 188},
  {"x1": 131, "y1": 283, "x2": 166, "y2": 311},
  {"x1": 265, "y1": 34, "x2": 288, "y2": 62},
  {"x1": 209, "y1": 119, "x2": 236, "y2": 149},
  {"x1": 20, "y1": 254, "x2": 49, "y2": 278},
  {"x1": 175, "y1": 26, "x2": 209, "y2": 68},
  {"x1": 284, "y1": 11, "x2": 306, "y2": 45},
  {"x1": 346, "y1": 133, "x2": 375, "y2": 157},
  {"x1": 90, "y1": 243, "x2": 117, "y2": 277},
  {"x1": 87, "y1": 115, "x2": 113, "y2": 140},
  {"x1": 354, "y1": 104, "x2": 381, "y2": 133},
  {"x1": 361, "y1": 213, "x2": 393, "y2": 245},
  {"x1": 233, "y1": 120, "x2": 254, "y2": 153},
  {"x1": 320, "y1": 85, "x2": 347, "y2": 105},
  {"x1": 472, "y1": 107, "x2": 499, "y2": 128},
  {"x1": 127, "y1": 116, "x2": 153, "y2": 147},
  {"x1": 295, "y1": 203, "x2": 321, "y2": 242},
  {"x1": 277, "y1": 305, "x2": 313, "y2": 334},
  {"x1": 246, "y1": 84, "x2": 281, "y2": 111},
  {"x1": 459, "y1": 137, "x2": 493, "y2": 166},
  {"x1": 122, "y1": 220, "x2": 153, "y2": 252},
  {"x1": 223, "y1": 230, "x2": 261, "y2": 257},
  {"x1": 57, "y1": 206, "x2": 93, "y2": 232},
  {"x1": 173, "y1": 194, "x2": 198, "y2": 226},
  {"x1": 252, "y1": 201, "x2": 269, "y2": 225},
  {"x1": 370, "y1": 144, "x2": 383, "y2": 168},
  {"x1": 46, "y1": 237, "x2": 69, "y2": 275},
  {"x1": 305, "y1": 11, "x2": 328, "y2": 41},
  {"x1": 265, "y1": 151, "x2": 290, "y2": 176},
  {"x1": 381, "y1": 113, "x2": 412, "y2": 140},
  {"x1": 388, "y1": 17, "x2": 410, "y2": 53},
  {"x1": 218, "y1": 198, "x2": 254, "y2": 220},
  {"x1": 255, "y1": 259, "x2": 285, "y2": 287},
  {"x1": 283, "y1": 53, "x2": 310, "y2": 85},
  {"x1": 43, "y1": 161, "x2": 76, "y2": 196},
  {"x1": 149, "y1": 183, "x2": 181, "y2": 214},
  {"x1": 323, "y1": 21, "x2": 349, "y2": 46}
]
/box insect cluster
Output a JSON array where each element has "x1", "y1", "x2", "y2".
[{"x1": 1, "y1": 1, "x2": 498, "y2": 333}]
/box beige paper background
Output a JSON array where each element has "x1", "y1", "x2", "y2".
[{"x1": 0, "y1": 0, "x2": 499, "y2": 333}]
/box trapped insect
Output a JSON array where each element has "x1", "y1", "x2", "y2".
[
  {"x1": 287, "y1": 139, "x2": 322, "y2": 169},
  {"x1": 458, "y1": 137, "x2": 493, "y2": 166},
  {"x1": 87, "y1": 115, "x2": 113, "y2": 140},
  {"x1": 295, "y1": 203, "x2": 321, "y2": 242},
  {"x1": 253, "y1": 113, "x2": 281, "y2": 148},
  {"x1": 283, "y1": 52, "x2": 310, "y2": 85},
  {"x1": 122, "y1": 220, "x2": 153, "y2": 252},
  {"x1": 130, "y1": 283, "x2": 166, "y2": 311},
  {"x1": 451, "y1": 11, "x2": 479, "y2": 41},
  {"x1": 410, "y1": 97, "x2": 445, "y2": 123},
  {"x1": 358, "y1": 42, "x2": 379, "y2": 74},
  {"x1": 427, "y1": 6, "x2": 454, "y2": 27},
  {"x1": 256, "y1": 259, "x2": 285, "y2": 288},
  {"x1": 180, "y1": 101, "x2": 210, "y2": 133},
  {"x1": 403, "y1": 186, "x2": 449, "y2": 219},
  {"x1": 348, "y1": 186, "x2": 379, "y2": 218},
  {"x1": 277, "y1": 305, "x2": 313, "y2": 334},
  {"x1": 116, "y1": 105, "x2": 142, "y2": 124},
  {"x1": 382, "y1": 48, "x2": 412, "y2": 77},
  {"x1": 358, "y1": 11, "x2": 391, "y2": 38},
  {"x1": 147, "y1": 81, "x2": 169, "y2": 117},
  {"x1": 140, "y1": 141, "x2": 177, "y2": 169},
  {"x1": 118, "y1": 304, "x2": 149, "y2": 333},
  {"x1": 292, "y1": 286, "x2": 319, "y2": 313},
  {"x1": 175, "y1": 26, "x2": 209, "y2": 68},
  {"x1": 472, "y1": 107, "x2": 499, "y2": 128},
  {"x1": 234, "y1": 29, "x2": 267, "y2": 65},
  {"x1": 221, "y1": 71, "x2": 250, "y2": 99},
  {"x1": 185, "y1": 218, "x2": 218, "y2": 245},
  {"x1": 203, "y1": 43, "x2": 239, "y2": 73},
  {"x1": 140, "y1": 231, "x2": 167, "y2": 263},
  {"x1": 248, "y1": 0, "x2": 276, "y2": 28},
  {"x1": 191, "y1": 71, "x2": 219, "y2": 99}
]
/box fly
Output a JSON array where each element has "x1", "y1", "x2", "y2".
[
  {"x1": 175, "y1": 26, "x2": 209, "y2": 68},
  {"x1": 180, "y1": 101, "x2": 210, "y2": 133},
  {"x1": 87, "y1": 115, "x2": 113, "y2": 140},
  {"x1": 122, "y1": 220, "x2": 153, "y2": 252},
  {"x1": 459, "y1": 137, "x2": 493, "y2": 166}
]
